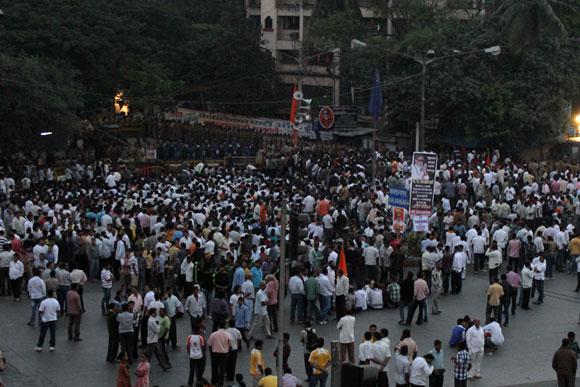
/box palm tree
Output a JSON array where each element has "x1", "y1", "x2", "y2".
[{"x1": 493, "y1": 0, "x2": 578, "y2": 52}]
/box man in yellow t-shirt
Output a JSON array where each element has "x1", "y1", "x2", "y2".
[
  {"x1": 309, "y1": 337, "x2": 331, "y2": 387},
  {"x1": 250, "y1": 339, "x2": 265, "y2": 384},
  {"x1": 485, "y1": 278, "x2": 504, "y2": 324},
  {"x1": 258, "y1": 367, "x2": 278, "y2": 387}
]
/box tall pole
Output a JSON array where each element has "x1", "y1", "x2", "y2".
[
  {"x1": 372, "y1": 122, "x2": 377, "y2": 187},
  {"x1": 277, "y1": 202, "x2": 287, "y2": 385},
  {"x1": 297, "y1": 0, "x2": 304, "y2": 91},
  {"x1": 419, "y1": 62, "x2": 427, "y2": 152}
]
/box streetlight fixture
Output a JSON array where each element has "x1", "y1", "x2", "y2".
[
  {"x1": 351, "y1": 39, "x2": 501, "y2": 151},
  {"x1": 40, "y1": 131, "x2": 53, "y2": 136}
]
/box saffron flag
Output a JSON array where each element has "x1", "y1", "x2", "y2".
[{"x1": 338, "y1": 246, "x2": 348, "y2": 277}]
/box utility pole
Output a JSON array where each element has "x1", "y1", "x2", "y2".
[
  {"x1": 297, "y1": 0, "x2": 304, "y2": 91},
  {"x1": 276, "y1": 201, "x2": 287, "y2": 386},
  {"x1": 419, "y1": 62, "x2": 427, "y2": 152}
]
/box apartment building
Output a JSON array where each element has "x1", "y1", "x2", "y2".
[{"x1": 245, "y1": 0, "x2": 486, "y2": 107}]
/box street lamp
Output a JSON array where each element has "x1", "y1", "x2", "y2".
[{"x1": 351, "y1": 39, "x2": 501, "y2": 151}]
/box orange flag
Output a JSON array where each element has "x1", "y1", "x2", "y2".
[{"x1": 338, "y1": 245, "x2": 348, "y2": 277}]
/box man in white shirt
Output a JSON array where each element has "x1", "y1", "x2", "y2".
[
  {"x1": 334, "y1": 269, "x2": 349, "y2": 319},
  {"x1": 288, "y1": 273, "x2": 305, "y2": 324},
  {"x1": 35, "y1": 288, "x2": 61, "y2": 352},
  {"x1": 531, "y1": 254, "x2": 546, "y2": 304},
  {"x1": 337, "y1": 309, "x2": 355, "y2": 363},
  {"x1": 359, "y1": 332, "x2": 374, "y2": 365},
  {"x1": 27, "y1": 269, "x2": 46, "y2": 327},
  {"x1": 451, "y1": 245, "x2": 467, "y2": 294},
  {"x1": 363, "y1": 243, "x2": 379, "y2": 282},
  {"x1": 317, "y1": 269, "x2": 334, "y2": 325},
  {"x1": 483, "y1": 319, "x2": 504, "y2": 350},
  {"x1": 371, "y1": 330, "x2": 391, "y2": 387},
  {"x1": 466, "y1": 319, "x2": 485, "y2": 379},
  {"x1": 471, "y1": 230, "x2": 486, "y2": 272},
  {"x1": 409, "y1": 354, "x2": 434, "y2": 386},
  {"x1": 302, "y1": 194, "x2": 315, "y2": 214},
  {"x1": 9, "y1": 253, "x2": 24, "y2": 301}
]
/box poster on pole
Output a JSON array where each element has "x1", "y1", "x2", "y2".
[
  {"x1": 392, "y1": 207, "x2": 406, "y2": 233},
  {"x1": 409, "y1": 152, "x2": 438, "y2": 217},
  {"x1": 412, "y1": 215, "x2": 429, "y2": 232}
]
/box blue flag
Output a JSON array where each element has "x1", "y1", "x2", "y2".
[{"x1": 368, "y1": 68, "x2": 382, "y2": 123}]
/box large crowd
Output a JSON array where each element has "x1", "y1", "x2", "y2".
[{"x1": 0, "y1": 141, "x2": 579, "y2": 387}]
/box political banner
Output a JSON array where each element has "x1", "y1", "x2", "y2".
[
  {"x1": 165, "y1": 108, "x2": 334, "y2": 141},
  {"x1": 388, "y1": 187, "x2": 409, "y2": 209},
  {"x1": 412, "y1": 215, "x2": 429, "y2": 232},
  {"x1": 392, "y1": 207, "x2": 406, "y2": 233},
  {"x1": 409, "y1": 152, "x2": 438, "y2": 217}
]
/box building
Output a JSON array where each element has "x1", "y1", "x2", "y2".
[{"x1": 245, "y1": 0, "x2": 487, "y2": 107}]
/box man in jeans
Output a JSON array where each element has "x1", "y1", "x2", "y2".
[
  {"x1": 101, "y1": 263, "x2": 113, "y2": 315},
  {"x1": 288, "y1": 271, "x2": 305, "y2": 323},
  {"x1": 317, "y1": 269, "x2": 333, "y2": 325},
  {"x1": 405, "y1": 271, "x2": 429, "y2": 326},
  {"x1": 27, "y1": 269, "x2": 46, "y2": 327},
  {"x1": 35, "y1": 289, "x2": 61, "y2": 352}
]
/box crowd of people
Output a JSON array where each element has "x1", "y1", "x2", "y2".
[{"x1": 0, "y1": 141, "x2": 578, "y2": 387}]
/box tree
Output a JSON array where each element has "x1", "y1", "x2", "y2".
[
  {"x1": 0, "y1": 0, "x2": 285, "y2": 118},
  {"x1": 0, "y1": 54, "x2": 83, "y2": 145},
  {"x1": 493, "y1": 0, "x2": 577, "y2": 53},
  {"x1": 307, "y1": 0, "x2": 580, "y2": 149}
]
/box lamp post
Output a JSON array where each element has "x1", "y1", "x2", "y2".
[{"x1": 351, "y1": 40, "x2": 501, "y2": 151}]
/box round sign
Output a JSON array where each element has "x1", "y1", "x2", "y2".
[{"x1": 318, "y1": 107, "x2": 335, "y2": 129}]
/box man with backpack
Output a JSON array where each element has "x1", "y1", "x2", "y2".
[{"x1": 300, "y1": 321, "x2": 318, "y2": 383}]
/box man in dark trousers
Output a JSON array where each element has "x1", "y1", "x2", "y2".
[{"x1": 552, "y1": 338, "x2": 577, "y2": 387}]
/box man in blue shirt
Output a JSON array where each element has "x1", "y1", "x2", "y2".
[
  {"x1": 428, "y1": 339, "x2": 445, "y2": 387},
  {"x1": 449, "y1": 318, "x2": 466, "y2": 347},
  {"x1": 234, "y1": 296, "x2": 251, "y2": 349}
]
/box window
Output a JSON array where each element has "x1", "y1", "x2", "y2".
[
  {"x1": 264, "y1": 16, "x2": 273, "y2": 30},
  {"x1": 278, "y1": 16, "x2": 300, "y2": 30}
]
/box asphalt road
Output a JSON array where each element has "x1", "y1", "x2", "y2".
[{"x1": 0, "y1": 269, "x2": 578, "y2": 387}]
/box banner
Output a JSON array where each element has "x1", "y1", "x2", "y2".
[
  {"x1": 412, "y1": 215, "x2": 429, "y2": 232},
  {"x1": 164, "y1": 108, "x2": 333, "y2": 141},
  {"x1": 409, "y1": 152, "x2": 438, "y2": 217},
  {"x1": 388, "y1": 187, "x2": 409, "y2": 209},
  {"x1": 392, "y1": 207, "x2": 406, "y2": 233}
]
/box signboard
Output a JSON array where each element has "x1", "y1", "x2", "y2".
[
  {"x1": 318, "y1": 107, "x2": 335, "y2": 129},
  {"x1": 409, "y1": 152, "x2": 438, "y2": 217},
  {"x1": 388, "y1": 187, "x2": 409, "y2": 209},
  {"x1": 145, "y1": 148, "x2": 157, "y2": 160},
  {"x1": 412, "y1": 215, "x2": 429, "y2": 232},
  {"x1": 392, "y1": 207, "x2": 406, "y2": 234},
  {"x1": 332, "y1": 106, "x2": 358, "y2": 133}
]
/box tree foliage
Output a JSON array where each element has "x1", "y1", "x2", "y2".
[
  {"x1": 309, "y1": 0, "x2": 580, "y2": 149},
  {"x1": 0, "y1": 0, "x2": 285, "y2": 137}
]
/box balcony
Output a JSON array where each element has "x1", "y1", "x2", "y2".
[
  {"x1": 277, "y1": 29, "x2": 300, "y2": 41},
  {"x1": 276, "y1": 0, "x2": 315, "y2": 10}
]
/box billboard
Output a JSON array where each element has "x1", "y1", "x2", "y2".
[{"x1": 409, "y1": 152, "x2": 438, "y2": 217}]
